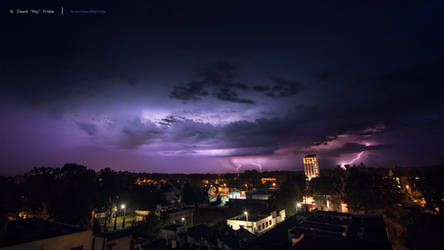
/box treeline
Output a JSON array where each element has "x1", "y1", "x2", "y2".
[{"x1": 0, "y1": 163, "x2": 205, "y2": 226}]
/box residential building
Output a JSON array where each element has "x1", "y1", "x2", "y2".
[
  {"x1": 134, "y1": 210, "x2": 150, "y2": 222},
  {"x1": 227, "y1": 210, "x2": 285, "y2": 235},
  {"x1": 260, "y1": 178, "x2": 276, "y2": 184},
  {"x1": 303, "y1": 154, "x2": 320, "y2": 180}
]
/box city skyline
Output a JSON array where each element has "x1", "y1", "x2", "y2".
[{"x1": 1, "y1": 1, "x2": 443, "y2": 175}]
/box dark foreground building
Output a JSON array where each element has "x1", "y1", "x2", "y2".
[
  {"x1": 247, "y1": 211, "x2": 391, "y2": 250},
  {"x1": 0, "y1": 218, "x2": 92, "y2": 250}
]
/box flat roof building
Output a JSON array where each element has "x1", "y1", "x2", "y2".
[{"x1": 227, "y1": 210, "x2": 285, "y2": 235}]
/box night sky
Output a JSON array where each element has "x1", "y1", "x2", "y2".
[{"x1": 1, "y1": 1, "x2": 443, "y2": 175}]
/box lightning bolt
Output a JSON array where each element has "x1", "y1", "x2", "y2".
[{"x1": 340, "y1": 151, "x2": 365, "y2": 169}]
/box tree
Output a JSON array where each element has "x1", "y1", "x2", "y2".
[
  {"x1": 239, "y1": 170, "x2": 261, "y2": 185},
  {"x1": 51, "y1": 163, "x2": 100, "y2": 225},
  {"x1": 182, "y1": 183, "x2": 208, "y2": 208},
  {"x1": 133, "y1": 213, "x2": 164, "y2": 242},
  {"x1": 342, "y1": 166, "x2": 401, "y2": 213},
  {"x1": 415, "y1": 164, "x2": 444, "y2": 213},
  {"x1": 22, "y1": 167, "x2": 59, "y2": 219},
  {"x1": 0, "y1": 176, "x2": 21, "y2": 215},
  {"x1": 269, "y1": 174, "x2": 305, "y2": 215},
  {"x1": 309, "y1": 175, "x2": 341, "y2": 196},
  {"x1": 404, "y1": 207, "x2": 444, "y2": 250}
]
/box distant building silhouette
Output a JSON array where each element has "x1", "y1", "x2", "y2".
[{"x1": 303, "y1": 154, "x2": 320, "y2": 180}]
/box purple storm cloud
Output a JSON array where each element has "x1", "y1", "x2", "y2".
[{"x1": 1, "y1": 1, "x2": 443, "y2": 174}]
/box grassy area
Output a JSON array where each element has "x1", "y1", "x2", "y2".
[{"x1": 103, "y1": 215, "x2": 135, "y2": 231}]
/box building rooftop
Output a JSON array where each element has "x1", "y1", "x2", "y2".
[
  {"x1": 304, "y1": 154, "x2": 317, "y2": 158},
  {"x1": 229, "y1": 214, "x2": 269, "y2": 222},
  {"x1": 0, "y1": 219, "x2": 89, "y2": 247}
]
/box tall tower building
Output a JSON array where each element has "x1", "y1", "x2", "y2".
[{"x1": 303, "y1": 154, "x2": 320, "y2": 180}]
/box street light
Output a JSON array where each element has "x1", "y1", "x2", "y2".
[
  {"x1": 181, "y1": 217, "x2": 185, "y2": 224},
  {"x1": 121, "y1": 204, "x2": 126, "y2": 229},
  {"x1": 244, "y1": 211, "x2": 248, "y2": 221}
]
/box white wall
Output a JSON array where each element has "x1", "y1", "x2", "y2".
[{"x1": 227, "y1": 215, "x2": 274, "y2": 234}]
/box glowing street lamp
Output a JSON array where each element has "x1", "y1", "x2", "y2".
[
  {"x1": 121, "y1": 204, "x2": 126, "y2": 229},
  {"x1": 181, "y1": 217, "x2": 185, "y2": 224},
  {"x1": 244, "y1": 211, "x2": 248, "y2": 222}
]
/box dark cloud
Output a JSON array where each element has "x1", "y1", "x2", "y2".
[
  {"x1": 212, "y1": 87, "x2": 255, "y2": 104},
  {"x1": 168, "y1": 119, "x2": 217, "y2": 143},
  {"x1": 169, "y1": 62, "x2": 254, "y2": 104},
  {"x1": 159, "y1": 115, "x2": 185, "y2": 126},
  {"x1": 2, "y1": 1, "x2": 443, "y2": 173},
  {"x1": 252, "y1": 85, "x2": 271, "y2": 92},
  {"x1": 169, "y1": 81, "x2": 209, "y2": 101},
  {"x1": 75, "y1": 121, "x2": 97, "y2": 136},
  {"x1": 270, "y1": 76, "x2": 303, "y2": 97},
  {"x1": 119, "y1": 72, "x2": 138, "y2": 86},
  {"x1": 120, "y1": 119, "x2": 164, "y2": 149},
  {"x1": 170, "y1": 62, "x2": 305, "y2": 104},
  {"x1": 325, "y1": 143, "x2": 392, "y2": 157},
  {"x1": 313, "y1": 71, "x2": 336, "y2": 82},
  {"x1": 357, "y1": 60, "x2": 444, "y2": 114},
  {"x1": 251, "y1": 76, "x2": 304, "y2": 97}
]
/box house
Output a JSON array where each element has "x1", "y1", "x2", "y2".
[
  {"x1": 226, "y1": 210, "x2": 285, "y2": 235},
  {"x1": 0, "y1": 218, "x2": 92, "y2": 250},
  {"x1": 134, "y1": 210, "x2": 150, "y2": 222}
]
